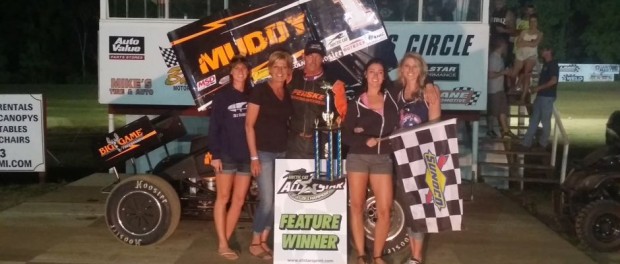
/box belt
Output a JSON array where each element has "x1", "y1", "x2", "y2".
[{"x1": 298, "y1": 132, "x2": 313, "y2": 139}]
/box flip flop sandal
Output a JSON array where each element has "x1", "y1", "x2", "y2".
[
  {"x1": 260, "y1": 241, "x2": 273, "y2": 255},
  {"x1": 250, "y1": 243, "x2": 272, "y2": 260},
  {"x1": 218, "y1": 249, "x2": 239, "y2": 261}
]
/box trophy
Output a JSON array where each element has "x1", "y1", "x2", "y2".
[{"x1": 314, "y1": 81, "x2": 343, "y2": 180}]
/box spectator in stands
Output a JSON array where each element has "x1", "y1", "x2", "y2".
[
  {"x1": 511, "y1": 14, "x2": 543, "y2": 103},
  {"x1": 245, "y1": 51, "x2": 293, "y2": 260},
  {"x1": 519, "y1": 46, "x2": 558, "y2": 150},
  {"x1": 209, "y1": 56, "x2": 253, "y2": 261},
  {"x1": 490, "y1": 0, "x2": 516, "y2": 65},
  {"x1": 404, "y1": 0, "x2": 419, "y2": 21},
  {"x1": 487, "y1": 38, "x2": 518, "y2": 139}
]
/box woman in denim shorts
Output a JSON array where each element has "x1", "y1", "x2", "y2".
[
  {"x1": 342, "y1": 58, "x2": 400, "y2": 264},
  {"x1": 208, "y1": 56, "x2": 253, "y2": 260}
]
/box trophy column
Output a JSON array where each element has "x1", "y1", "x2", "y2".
[{"x1": 313, "y1": 81, "x2": 343, "y2": 180}]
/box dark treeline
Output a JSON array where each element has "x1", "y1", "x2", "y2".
[{"x1": 0, "y1": 0, "x2": 618, "y2": 84}]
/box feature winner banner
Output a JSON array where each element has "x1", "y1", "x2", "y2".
[
  {"x1": 389, "y1": 118, "x2": 463, "y2": 233},
  {"x1": 168, "y1": 0, "x2": 389, "y2": 110},
  {"x1": 0, "y1": 94, "x2": 45, "y2": 172},
  {"x1": 385, "y1": 22, "x2": 489, "y2": 111},
  {"x1": 274, "y1": 159, "x2": 347, "y2": 263}
]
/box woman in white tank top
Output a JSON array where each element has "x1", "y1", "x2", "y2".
[{"x1": 511, "y1": 14, "x2": 543, "y2": 102}]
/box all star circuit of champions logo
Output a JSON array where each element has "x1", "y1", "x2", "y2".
[
  {"x1": 277, "y1": 169, "x2": 346, "y2": 203},
  {"x1": 423, "y1": 150, "x2": 449, "y2": 210}
]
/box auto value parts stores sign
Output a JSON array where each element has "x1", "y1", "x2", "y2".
[
  {"x1": 274, "y1": 159, "x2": 347, "y2": 263},
  {"x1": 0, "y1": 94, "x2": 45, "y2": 172}
]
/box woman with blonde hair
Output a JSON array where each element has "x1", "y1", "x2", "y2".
[
  {"x1": 245, "y1": 50, "x2": 293, "y2": 260},
  {"x1": 393, "y1": 52, "x2": 441, "y2": 264}
]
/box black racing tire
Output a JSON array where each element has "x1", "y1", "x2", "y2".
[
  {"x1": 363, "y1": 192, "x2": 409, "y2": 256},
  {"x1": 575, "y1": 200, "x2": 620, "y2": 252},
  {"x1": 105, "y1": 174, "x2": 181, "y2": 246}
]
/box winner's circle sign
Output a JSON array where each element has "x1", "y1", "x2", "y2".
[{"x1": 274, "y1": 159, "x2": 347, "y2": 263}]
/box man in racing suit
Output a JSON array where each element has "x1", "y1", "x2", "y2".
[{"x1": 286, "y1": 40, "x2": 347, "y2": 159}]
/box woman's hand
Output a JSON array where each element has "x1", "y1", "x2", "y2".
[
  {"x1": 211, "y1": 159, "x2": 222, "y2": 173},
  {"x1": 366, "y1": 137, "x2": 378, "y2": 147},
  {"x1": 353, "y1": 127, "x2": 364, "y2": 133},
  {"x1": 251, "y1": 160, "x2": 261, "y2": 177}
]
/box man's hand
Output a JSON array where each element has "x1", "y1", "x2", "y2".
[{"x1": 366, "y1": 137, "x2": 378, "y2": 147}]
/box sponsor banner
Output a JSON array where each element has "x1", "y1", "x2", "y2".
[
  {"x1": 274, "y1": 159, "x2": 347, "y2": 264},
  {"x1": 0, "y1": 94, "x2": 45, "y2": 172},
  {"x1": 168, "y1": 0, "x2": 388, "y2": 109},
  {"x1": 99, "y1": 20, "x2": 195, "y2": 105},
  {"x1": 93, "y1": 116, "x2": 161, "y2": 168},
  {"x1": 558, "y1": 63, "x2": 618, "y2": 82},
  {"x1": 385, "y1": 22, "x2": 489, "y2": 111}
]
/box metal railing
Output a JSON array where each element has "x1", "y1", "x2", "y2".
[{"x1": 551, "y1": 106, "x2": 570, "y2": 183}]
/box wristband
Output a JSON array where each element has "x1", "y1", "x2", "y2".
[{"x1": 251, "y1": 156, "x2": 259, "y2": 161}]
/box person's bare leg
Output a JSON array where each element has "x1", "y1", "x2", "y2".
[
  {"x1": 348, "y1": 171, "x2": 370, "y2": 263},
  {"x1": 368, "y1": 174, "x2": 393, "y2": 264},
  {"x1": 409, "y1": 236, "x2": 424, "y2": 262},
  {"x1": 521, "y1": 59, "x2": 537, "y2": 102},
  {"x1": 215, "y1": 172, "x2": 234, "y2": 250},
  {"x1": 511, "y1": 59, "x2": 525, "y2": 90},
  {"x1": 225, "y1": 174, "x2": 251, "y2": 240}
]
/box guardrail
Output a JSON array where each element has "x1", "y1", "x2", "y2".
[{"x1": 551, "y1": 105, "x2": 570, "y2": 183}]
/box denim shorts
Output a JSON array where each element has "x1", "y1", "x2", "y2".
[
  {"x1": 346, "y1": 153, "x2": 393, "y2": 175},
  {"x1": 220, "y1": 154, "x2": 251, "y2": 175}
]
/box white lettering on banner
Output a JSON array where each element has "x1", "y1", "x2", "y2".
[
  {"x1": 0, "y1": 94, "x2": 45, "y2": 172},
  {"x1": 112, "y1": 37, "x2": 142, "y2": 53}
]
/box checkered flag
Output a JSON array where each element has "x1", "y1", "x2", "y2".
[
  {"x1": 389, "y1": 118, "x2": 463, "y2": 233},
  {"x1": 159, "y1": 47, "x2": 179, "y2": 68}
]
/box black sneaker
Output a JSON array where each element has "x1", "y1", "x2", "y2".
[
  {"x1": 502, "y1": 131, "x2": 519, "y2": 140},
  {"x1": 486, "y1": 130, "x2": 499, "y2": 138}
]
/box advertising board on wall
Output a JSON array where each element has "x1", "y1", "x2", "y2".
[
  {"x1": 98, "y1": 20, "x2": 196, "y2": 106},
  {"x1": 0, "y1": 94, "x2": 45, "y2": 172},
  {"x1": 385, "y1": 22, "x2": 490, "y2": 111},
  {"x1": 274, "y1": 159, "x2": 347, "y2": 263},
  {"x1": 558, "y1": 63, "x2": 619, "y2": 82}
]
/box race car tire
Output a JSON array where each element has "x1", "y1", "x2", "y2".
[{"x1": 105, "y1": 174, "x2": 181, "y2": 246}]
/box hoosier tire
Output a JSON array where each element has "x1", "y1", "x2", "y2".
[
  {"x1": 575, "y1": 200, "x2": 620, "y2": 252},
  {"x1": 105, "y1": 174, "x2": 181, "y2": 246}
]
